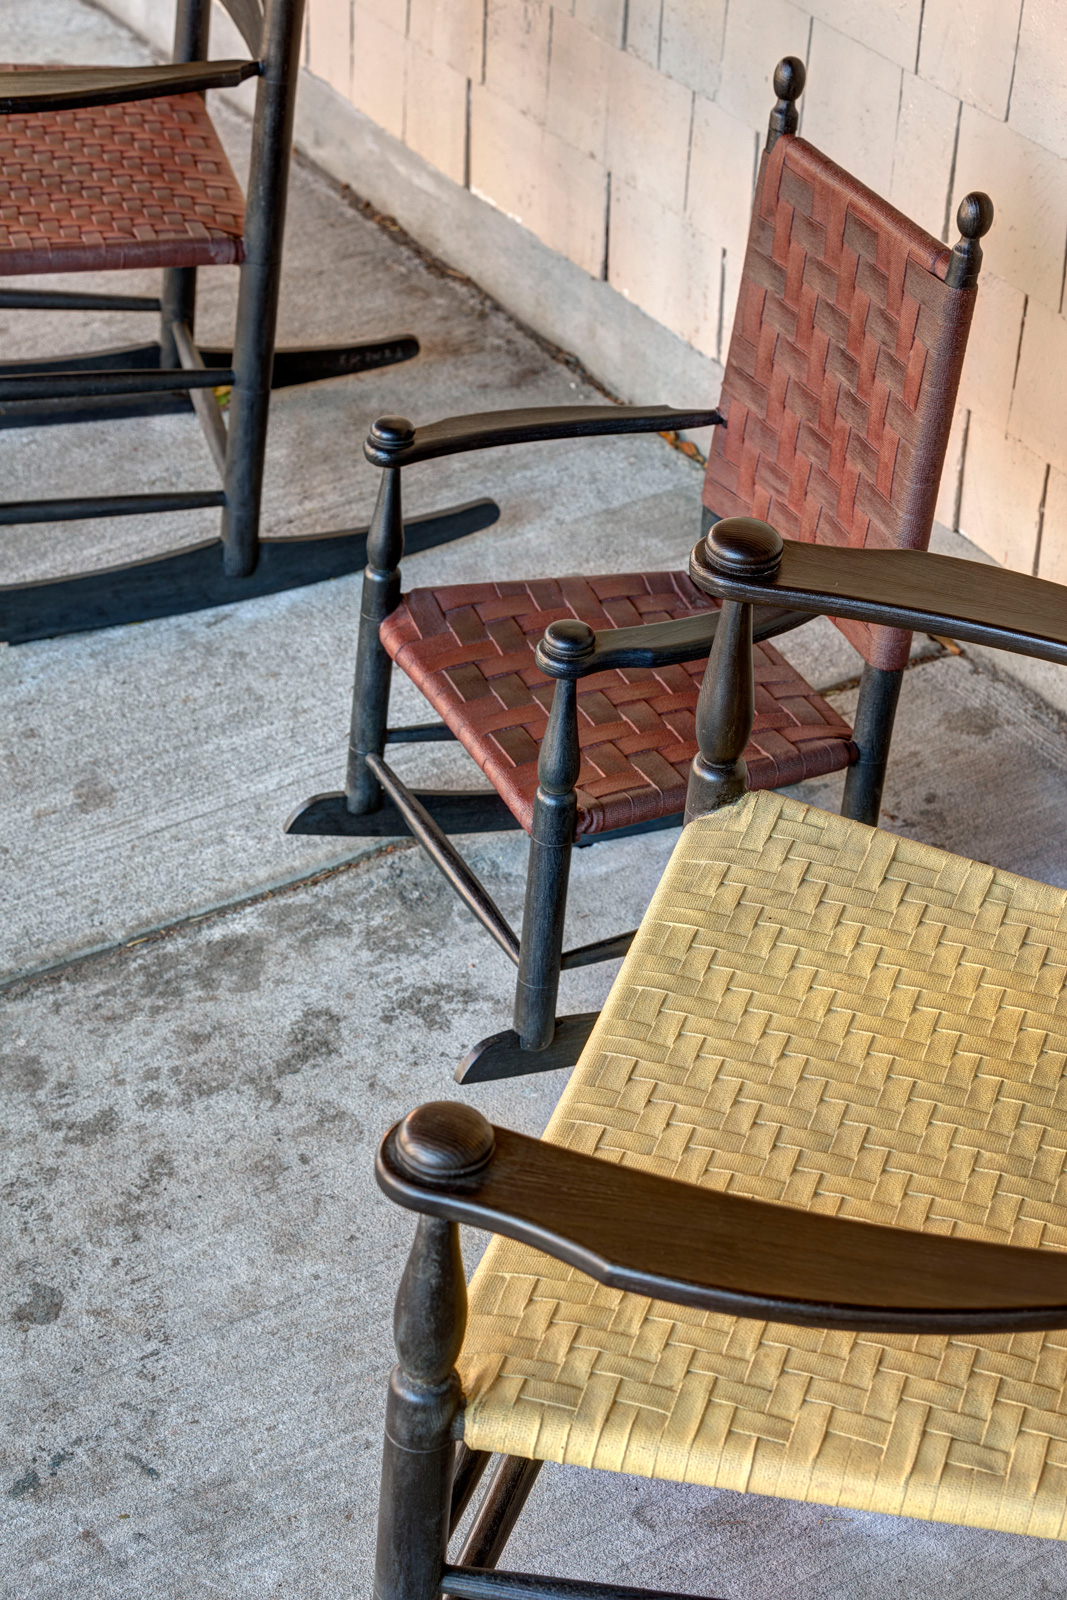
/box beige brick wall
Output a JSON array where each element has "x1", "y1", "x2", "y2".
[
  {"x1": 299, "y1": 0, "x2": 1067, "y2": 576},
  {"x1": 99, "y1": 0, "x2": 1067, "y2": 576}
]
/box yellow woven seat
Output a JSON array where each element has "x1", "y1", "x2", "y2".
[{"x1": 459, "y1": 790, "x2": 1067, "y2": 1539}]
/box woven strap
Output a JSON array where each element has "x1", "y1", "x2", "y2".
[
  {"x1": 0, "y1": 67, "x2": 245, "y2": 274},
  {"x1": 703, "y1": 136, "x2": 974, "y2": 671},
  {"x1": 381, "y1": 572, "x2": 855, "y2": 835},
  {"x1": 461, "y1": 792, "x2": 1067, "y2": 1539}
]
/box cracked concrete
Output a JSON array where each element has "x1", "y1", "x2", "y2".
[{"x1": 4, "y1": 0, "x2": 1067, "y2": 1595}]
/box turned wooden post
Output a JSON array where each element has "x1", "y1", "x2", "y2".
[
  {"x1": 346, "y1": 418, "x2": 412, "y2": 815},
  {"x1": 374, "y1": 1103, "x2": 495, "y2": 1600},
  {"x1": 514, "y1": 619, "x2": 595, "y2": 1051},
  {"x1": 686, "y1": 517, "x2": 783, "y2": 825}
]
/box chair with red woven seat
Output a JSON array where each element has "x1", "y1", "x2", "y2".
[
  {"x1": 288, "y1": 56, "x2": 992, "y2": 1083},
  {"x1": 0, "y1": 0, "x2": 497, "y2": 644}
]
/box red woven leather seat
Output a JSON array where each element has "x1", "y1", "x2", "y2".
[
  {"x1": 380, "y1": 571, "x2": 855, "y2": 837},
  {"x1": 0, "y1": 71, "x2": 245, "y2": 275}
]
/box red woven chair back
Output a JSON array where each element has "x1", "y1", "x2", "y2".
[{"x1": 703, "y1": 133, "x2": 976, "y2": 671}]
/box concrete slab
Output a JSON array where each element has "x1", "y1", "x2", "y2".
[
  {"x1": 6, "y1": 642, "x2": 1067, "y2": 1596},
  {"x1": 6, "y1": 4, "x2": 1067, "y2": 1595}
]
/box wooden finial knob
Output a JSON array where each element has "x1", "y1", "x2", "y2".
[
  {"x1": 395, "y1": 1103, "x2": 496, "y2": 1183},
  {"x1": 369, "y1": 415, "x2": 415, "y2": 449},
  {"x1": 365, "y1": 415, "x2": 415, "y2": 465},
  {"x1": 766, "y1": 56, "x2": 806, "y2": 151},
  {"x1": 704, "y1": 517, "x2": 784, "y2": 579},
  {"x1": 540, "y1": 618, "x2": 596, "y2": 669},
  {"x1": 957, "y1": 192, "x2": 994, "y2": 241},
  {"x1": 773, "y1": 57, "x2": 805, "y2": 103},
  {"x1": 946, "y1": 192, "x2": 994, "y2": 290}
]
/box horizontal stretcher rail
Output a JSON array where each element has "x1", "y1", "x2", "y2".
[
  {"x1": 440, "y1": 1566, "x2": 723, "y2": 1600},
  {"x1": 0, "y1": 491, "x2": 227, "y2": 526},
  {"x1": 0, "y1": 369, "x2": 234, "y2": 402}
]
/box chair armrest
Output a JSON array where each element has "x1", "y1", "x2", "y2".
[
  {"x1": 691, "y1": 519, "x2": 1067, "y2": 667},
  {"x1": 377, "y1": 1105, "x2": 1067, "y2": 1337},
  {"x1": 0, "y1": 61, "x2": 260, "y2": 115},
  {"x1": 532, "y1": 604, "x2": 814, "y2": 680},
  {"x1": 363, "y1": 405, "x2": 723, "y2": 468}
]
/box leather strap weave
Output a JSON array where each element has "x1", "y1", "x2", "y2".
[
  {"x1": 703, "y1": 135, "x2": 974, "y2": 671},
  {"x1": 0, "y1": 69, "x2": 245, "y2": 274}
]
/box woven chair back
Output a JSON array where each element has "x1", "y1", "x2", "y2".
[{"x1": 703, "y1": 134, "x2": 975, "y2": 671}]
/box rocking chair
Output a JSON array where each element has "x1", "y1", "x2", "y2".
[
  {"x1": 0, "y1": 0, "x2": 497, "y2": 644},
  {"x1": 288, "y1": 56, "x2": 991, "y2": 1084}
]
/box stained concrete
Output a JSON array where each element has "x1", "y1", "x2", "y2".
[{"x1": 4, "y1": 1, "x2": 1067, "y2": 1595}]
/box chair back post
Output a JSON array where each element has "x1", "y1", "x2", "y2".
[
  {"x1": 376, "y1": 1105, "x2": 494, "y2": 1600},
  {"x1": 514, "y1": 622, "x2": 594, "y2": 1050},
  {"x1": 158, "y1": 0, "x2": 214, "y2": 363},
  {"x1": 347, "y1": 422, "x2": 412, "y2": 815},
  {"x1": 220, "y1": 0, "x2": 306, "y2": 577},
  {"x1": 685, "y1": 518, "x2": 784, "y2": 824},
  {"x1": 764, "y1": 55, "x2": 805, "y2": 152},
  {"x1": 945, "y1": 191, "x2": 995, "y2": 290}
]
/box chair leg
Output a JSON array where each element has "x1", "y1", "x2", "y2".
[
  {"x1": 512, "y1": 806, "x2": 574, "y2": 1052},
  {"x1": 346, "y1": 466, "x2": 405, "y2": 815},
  {"x1": 375, "y1": 1215, "x2": 466, "y2": 1600},
  {"x1": 840, "y1": 663, "x2": 904, "y2": 827},
  {"x1": 458, "y1": 672, "x2": 601, "y2": 1084},
  {"x1": 161, "y1": 0, "x2": 208, "y2": 373},
  {"x1": 453, "y1": 1455, "x2": 543, "y2": 1568},
  {"x1": 159, "y1": 266, "x2": 198, "y2": 369},
  {"x1": 514, "y1": 674, "x2": 582, "y2": 1050},
  {"x1": 219, "y1": 0, "x2": 305, "y2": 578}
]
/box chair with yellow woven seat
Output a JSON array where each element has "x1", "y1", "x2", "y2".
[
  {"x1": 370, "y1": 521, "x2": 1067, "y2": 1600},
  {"x1": 288, "y1": 56, "x2": 993, "y2": 1086}
]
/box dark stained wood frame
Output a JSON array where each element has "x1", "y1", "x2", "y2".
[
  {"x1": 374, "y1": 1085, "x2": 1067, "y2": 1600},
  {"x1": 0, "y1": 0, "x2": 498, "y2": 642}
]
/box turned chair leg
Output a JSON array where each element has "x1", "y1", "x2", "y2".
[
  {"x1": 840, "y1": 663, "x2": 904, "y2": 827},
  {"x1": 375, "y1": 1214, "x2": 466, "y2": 1600},
  {"x1": 220, "y1": 0, "x2": 305, "y2": 578},
  {"x1": 346, "y1": 441, "x2": 411, "y2": 815},
  {"x1": 513, "y1": 668, "x2": 582, "y2": 1051}
]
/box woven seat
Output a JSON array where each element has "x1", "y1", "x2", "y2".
[
  {"x1": 459, "y1": 791, "x2": 1067, "y2": 1538},
  {"x1": 380, "y1": 572, "x2": 855, "y2": 836},
  {"x1": 0, "y1": 71, "x2": 245, "y2": 275}
]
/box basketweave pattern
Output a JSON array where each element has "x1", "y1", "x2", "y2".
[
  {"x1": 460, "y1": 792, "x2": 1067, "y2": 1539},
  {"x1": 380, "y1": 573, "x2": 855, "y2": 837},
  {"x1": 0, "y1": 70, "x2": 245, "y2": 275},
  {"x1": 703, "y1": 135, "x2": 974, "y2": 673}
]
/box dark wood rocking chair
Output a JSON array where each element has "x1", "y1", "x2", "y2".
[
  {"x1": 372, "y1": 523, "x2": 1067, "y2": 1600},
  {"x1": 288, "y1": 56, "x2": 991, "y2": 1084},
  {"x1": 0, "y1": 0, "x2": 497, "y2": 645}
]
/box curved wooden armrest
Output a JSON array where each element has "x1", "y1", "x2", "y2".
[
  {"x1": 532, "y1": 604, "x2": 812, "y2": 681},
  {"x1": 377, "y1": 1105, "x2": 1067, "y2": 1337},
  {"x1": 363, "y1": 405, "x2": 723, "y2": 469},
  {"x1": 690, "y1": 526, "x2": 1067, "y2": 666},
  {"x1": 0, "y1": 61, "x2": 261, "y2": 115}
]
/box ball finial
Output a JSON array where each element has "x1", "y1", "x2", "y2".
[
  {"x1": 370, "y1": 415, "x2": 415, "y2": 448},
  {"x1": 766, "y1": 56, "x2": 807, "y2": 151},
  {"x1": 957, "y1": 192, "x2": 994, "y2": 241},
  {"x1": 394, "y1": 1102, "x2": 496, "y2": 1183},
  {"x1": 945, "y1": 192, "x2": 994, "y2": 290},
  {"x1": 773, "y1": 57, "x2": 806, "y2": 103}
]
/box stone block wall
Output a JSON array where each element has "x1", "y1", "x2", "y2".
[
  {"x1": 300, "y1": 0, "x2": 1066, "y2": 576},
  {"x1": 101, "y1": 0, "x2": 1067, "y2": 576}
]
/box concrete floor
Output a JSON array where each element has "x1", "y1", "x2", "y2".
[{"x1": 3, "y1": 2, "x2": 1067, "y2": 1595}]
